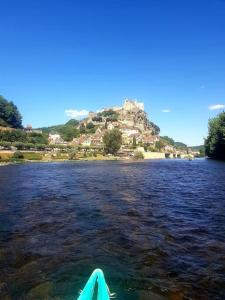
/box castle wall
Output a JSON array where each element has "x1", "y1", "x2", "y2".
[{"x1": 123, "y1": 99, "x2": 144, "y2": 111}]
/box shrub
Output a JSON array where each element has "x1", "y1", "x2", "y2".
[
  {"x1": 23, "y1": 152, "x2": 43, "y2": 160},
  {"x1": 12, "y1": 142, "x2": 25, "y2": 150},
  {"x1": 0, "y1": 141, "x2": 11, "y2": 149},
  {"x1": 68, "y1": 151, "x2": 77, "y2": 160},
  {"x1": 35, "y1": 144, "x2": 46, "y2": 151},
  {"x1": 92, "y1": 116, "x2": 102, "y2": 122},
  {"x1": 0, "y1": 129, "x2": 27, "y2": 142},
  {"x1": 133, "y1": 151, "x2": 144, "y2": 160},
  {"x1": 13, "y1": 151, "x2": 24, "y2": 159}
]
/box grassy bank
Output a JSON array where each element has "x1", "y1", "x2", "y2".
[{"x1": 0, "y1": 150, "x2": 120, "y2": 165}]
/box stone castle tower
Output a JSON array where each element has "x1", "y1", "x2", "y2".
[{"x1": 123, "y1": 99, "x2": 144, "y2": 111}]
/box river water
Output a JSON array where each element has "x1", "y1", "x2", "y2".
[{"x1": 0, "y1": 159, "x2": 225, "y2": 299}]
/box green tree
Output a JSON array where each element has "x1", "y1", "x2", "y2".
[
  {"x1": 155, "y1": 139, "x2": 166, "y2": 151},
  {"x1": 60, "y1": 126, "x2": 79, "y2": 141},
  {"x1": 86, "y1": 122, "x2": 96, "y2": 133},
  {"x1": 92, "y1": 116, "x2": 102, "y2": 122},
  {"x1": 205, "y1": 111, "x2": 225, "y2": 160},
  {"x1": 149, "y1": 121, "x2": 160, "y2": 135},
  {"x1": 103, "y1": 128, "x2": 122, "y2": 155},
  {"x1": 79, "y1": 123, "x2": 86, "y2": 134},
  {"x1": 0, "y1": 96, "x2": 23, "y2": 128},
  {"x1": 0, "y1": 129, "x2": 27, "y2": 142},
  {"x1": 27, "y1": 132, "x2": 48, "y2": 144},
  {"x1": 40, "y1": 121, "x2": 80, "y2": 142},
  {"x1": 86, "y1": 122, "x2": 94, "y2": 129},
  {"x1": 132, "y1": 136, "x2": 137, "y2": 148}
]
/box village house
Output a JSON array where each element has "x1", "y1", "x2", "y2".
[
  {"x1": 82, "y1": 137, "x2": 92, "y2": 147},
  {"x1": 164, "y1": 145, "x2": 174, "y2": 153},
  {"x1": 119, "y1": 125, "x2": 140, "y2": 145},
  {"x1": 142, "y1": 134, "x2": 159, "y2": 146},
  {"x1": 91, "y1": 134, "x2": 103, "y2": 146},
  {"x1": 120, "y1": 125, "x2": 140, "y2": 137},
  {"x1": 90, "y1": 127, "x2": 105, "y2": 146},
  {"x1": 24, "y1": 124, "x2": 42, "y2": 134},
  {"x1": 48, "y1": 133, "x2": 66, "y2": 145},
  {"x1": 72, "y1": 135, "x2": 91, "y2": 147},
  {"x1": 107, "y1": 122, "x2": 114, "y2": 130}
]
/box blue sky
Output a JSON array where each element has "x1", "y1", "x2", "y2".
[{"x1": 1, "y1": 0, "x2": 225, "y2": 146}]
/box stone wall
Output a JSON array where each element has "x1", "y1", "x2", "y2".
[{"x1": 143, "y1": 152, "x2": 165, "y2": 159}]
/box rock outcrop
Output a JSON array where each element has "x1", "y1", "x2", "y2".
[{"x1": 84, "y1": 99, "x2": 160, "y2": 135}]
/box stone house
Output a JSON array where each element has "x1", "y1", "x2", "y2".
[
  {"x1": 72, "y1": 135, "x2": 92, "y2": 147},
  {"x1": 164, "y1": 145, "x2": 174, "y2": 152},
  {"x1": 49, "y1": 133, "x2": 66, "y2": 145},
  {"x1": 142, "y1": 135, "x2": 159, "y2": 146}
]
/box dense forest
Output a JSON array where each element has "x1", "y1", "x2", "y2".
[
  {"x1": 205, "y1": 111, "x2": 225, "y2": 160},
  {"x1": 0, "y1": 95, "x2": 23, "y2": 128}
]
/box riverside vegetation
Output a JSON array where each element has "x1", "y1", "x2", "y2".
[
  {"x1": 205, "y1": 111, "x2": 225, "y2": 160},
  {"x1": 0, "y1": 95, "x2": 205, "y2": 164}
]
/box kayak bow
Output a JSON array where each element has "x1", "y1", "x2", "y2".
[{"x1": 78, "y1": 268, "x2": 114, "y2": 300}]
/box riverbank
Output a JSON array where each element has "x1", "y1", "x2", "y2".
[
  {"x1": 0, "y1": 150, "x2": 198, "y2": 166},
  {"x1": 0, "y1": 162, "x2": 12, "y2": 166},
  {"x1": 0, "y1": 153, "x2": 126, "y2": 166},
  {"x1": 0, "y1": 157, "x2": 130, "y2": 167}
]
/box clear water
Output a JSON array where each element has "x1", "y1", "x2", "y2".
[{"x1": 0, "y1": 159, "x2": 225, "y2": 299}]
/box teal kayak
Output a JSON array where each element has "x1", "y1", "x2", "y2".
[{"x1": 78, "y1": 269, "x2": 114, "y2": 300}]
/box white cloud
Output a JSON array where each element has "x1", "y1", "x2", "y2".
[
  {"x1": 65, "y1": 109, "x2": 89, "y2": 118},
  {"x1": 96, "y1": 109, "x2": 104, "y2": 113},
  {"x1": 208, "y1": 104, "x2": 225, "y2": 111},
  {"x1": 161, "y1": 109, "x2": 171, "y2": 113}
]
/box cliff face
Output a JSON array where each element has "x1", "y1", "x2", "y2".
[{"x1": 118, "y1": 107, "x2": 154, "y2": 133}]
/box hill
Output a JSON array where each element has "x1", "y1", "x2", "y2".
[
  {"x1": 40, "y1": 119, "x2": 80, "y2": 142},
  {"x1": 83, "y1": 99, "x2": 160, "y2": 135},
  {"x1": 40, "y1": 99, "x2": 160, "y2": 144}
]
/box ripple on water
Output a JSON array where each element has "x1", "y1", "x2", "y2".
[{"x1": 0, "y1": 159, "x2": 225, "y2": 299}]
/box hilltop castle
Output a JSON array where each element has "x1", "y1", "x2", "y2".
[{"x1": 109, "y1": 99, "x2": 144, "y2": 112}]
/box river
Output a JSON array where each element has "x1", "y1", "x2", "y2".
[{"x1": 0, "y1": 159, "x2": 225, "y2": 299}]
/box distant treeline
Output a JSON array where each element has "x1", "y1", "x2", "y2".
[{"x1": 160, "y1": 136, "x2": 187, "y2": 149}]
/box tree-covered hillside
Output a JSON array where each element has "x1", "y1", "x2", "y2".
[
  {"x1": 0, "y1": 95, "x2": 23, "y2": 128},
  {"x1": 160, "y1": 135, "x2": 187, "y2": 149},
  {"x1": 40, "y1": 119, "x2": 80, "y2": 142}
]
